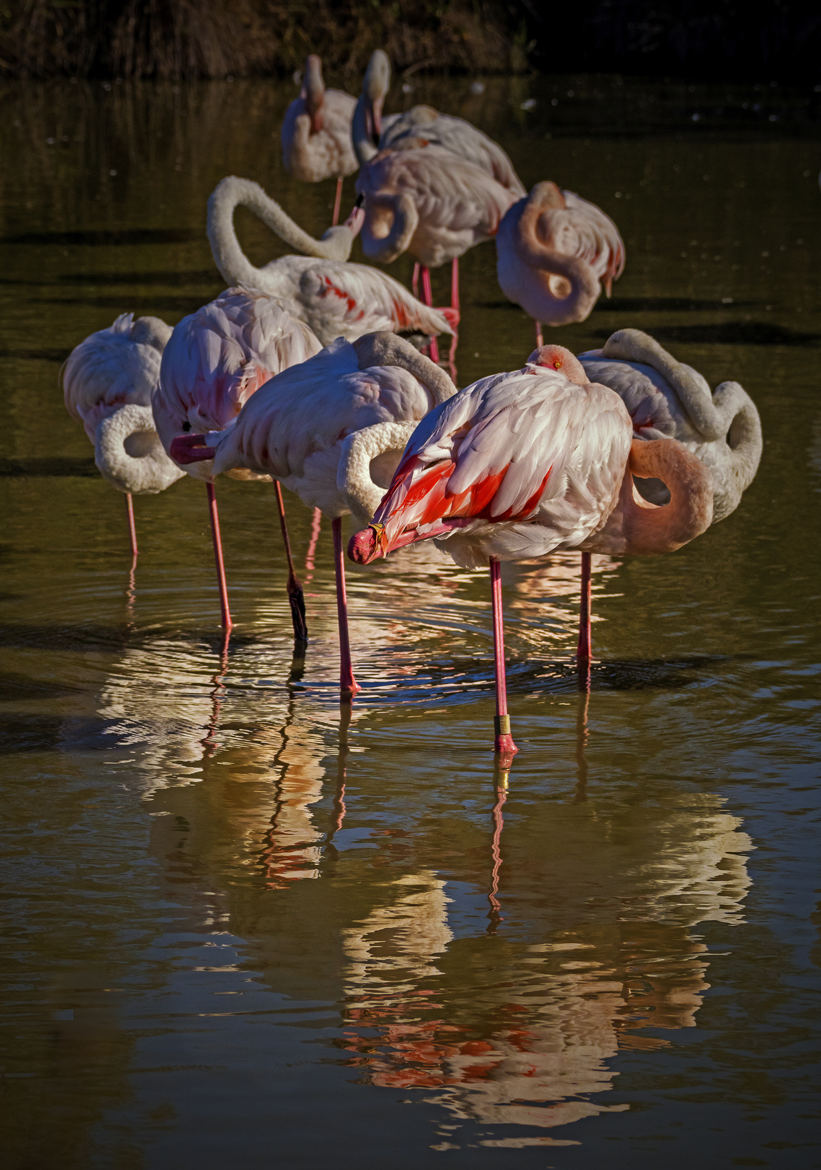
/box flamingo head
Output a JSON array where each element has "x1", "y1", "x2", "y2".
[
  {"x1": 348, "y1": 523, "x2": 386, "y2": 565},
  {"x1": 526, "y1": 344, "x2": 588, "y2": 386}
]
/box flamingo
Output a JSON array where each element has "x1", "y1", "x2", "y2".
[
  {"x1": 169, "y1": 331, "x2": 457, "y2": 698},
  {"x1": 207, "y1": 175, "x2": 455, "y2": 347},
  {"x1": 574, "y1": 328, "x2": 762, "y2": 522},
  {"x1": 153, "y1": 287, "x2": 323, "y2": 636},
  {"x1": 62, "y1": 312, "x2": 185, "y2": 559},
  {"x1": 348, "y1": 345, "x2": 713, "y2": 760},
  {"x1": 355, "y1": 49, "x2": 525, "y2": 202},
  {"x1": 281, "y1": 54, "x2": 358, "y2": 225},
  {"x1": 351, "y1": 52, "x2": 518, "y2": 337},
  {"x1": 496, "y1": 181, "x2": 625, "y2": 341}
]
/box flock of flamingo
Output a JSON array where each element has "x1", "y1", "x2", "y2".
[{"x1": 62, "y1": 50, "x2": 763, "y2": 764}]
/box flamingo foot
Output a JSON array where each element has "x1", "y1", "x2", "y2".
[{"x1": 494, "y1": 714, "x2": 518, "y2": 764}]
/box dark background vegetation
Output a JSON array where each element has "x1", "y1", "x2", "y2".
[{"x1": 0, "y1": 0, "x2": 818, "y2": 82}]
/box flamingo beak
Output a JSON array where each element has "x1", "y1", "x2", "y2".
[
  {"x1": 348, "y1": 523, "x2": 386, "y2": 564},
  {"x1": 170, "y1": 433, "x2": 216, "y2": 465}
]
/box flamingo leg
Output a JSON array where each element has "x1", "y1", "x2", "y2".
[
  {"x1": 333, "y1": 516, "x2": 359, "y2": 699},
  {"x1": 420, "y1": 266, "x2": 440, "y2": 365},
  {"x1": 206, "y1": 481, "x2": 233, "y2": 632},
  {"x1": 331, "y1": 176, "x2": 343, "y2": 226},
  {"x1": 411, "y1": 262, "x2": 421, "y2": 297},
  {"x1": 534, "y1": 320, "x2": 544, "y2": 349},
  {"x1": 577, "y1": 551, "x2": 592, "y2": 691},
  {"x1": 125, "y1": 492, "x2": 138, "y2": 560},
  {"x1": 450, "y1": 256, "x2": 460, "y2": 317},
  {"x1": 273, "y1": 480, "x2": 308, "y2": 645},
  {"x1": 490, "y1": 557, "x2": 518, "y2": 761}
]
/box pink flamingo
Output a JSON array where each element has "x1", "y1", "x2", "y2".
[
  {"x1": 349, "y1": 345, "x2": 712, "y2": 761},
  {"x1": 497, "y1": 181, "x2": 625, "y2": 342},
  {"x1": 281, "y1": 54, "x2": 358, "y2": 225},
  {"x1": 169, "y1": 332, "x2": 456, "y2": 698},
  {"x1": 351, "y1": 53, "x2": 518, "y2": 350},
  {"x1": 153, "y1": 288, "x2": 323, "y2": 637},
  {"x1": 356, "y1": 49, "x2": 525, "y2": 202},
  {"x1": 207, "y1": 176, "x2": 455, "y2": 346},
  {"x1": 62, "y1": 312, "x2": 185, "y2": 559}
]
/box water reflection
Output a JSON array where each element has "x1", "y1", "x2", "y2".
[{"x1": 108, "y1": 639, "x2": 754, "y2": 1149}]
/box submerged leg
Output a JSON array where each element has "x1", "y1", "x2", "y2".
[
  {"x1": 273, "y1": 481, "x2": 308, "y2": 645},
  {"x1": 206, "y1": 481, "x2": 233, "y2": 632},
  {"x1": 490, "y1": 557, "x2": 518, "y2": 761},
  {"x1": 333, "y1": 516, "x2": 359, "y2": 699}
]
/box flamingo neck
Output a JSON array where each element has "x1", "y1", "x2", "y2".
[
  {"x1": 207, "y1": 176, "x2": 356, "y2": 293},
  {"x1": 95, "y1": 404, "x2": 185, "y2": 494},
  {"x1": 589, "y1": 438, "x2": 713, "y2": 555}
]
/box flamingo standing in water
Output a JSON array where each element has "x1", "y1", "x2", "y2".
[
  {"x1": 207, "y1": 176, "x2": 455, "y2": 347},
  {"x1": 62, "y1": 312, "x2": 185, "y2": 559},
  {"x1": 170, "y1": 332, "x2": 457, "y2": 698},
  {"x1": 349, "y1": 346, "x2": 712, "y2": 761},
  {"x1": 575, "y1": 328, "x2": 762, "y2": 522},
  {"x1": 351, "y1": 51, "x2": 518, "y2": 345},
  {"x1": 153, "y1": 288, "x2": 323, "y2": 637},
  {"x1": 281, "y1": 54, "x2": 359, "y2": 225},
  {"x1": 497, "y1": 181, "x2": 625, "y2": 342}
]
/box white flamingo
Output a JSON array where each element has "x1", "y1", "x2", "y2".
[
  {"x1": 497, "y1": 181, "x2": 625, "y2": 338},
  {"x1": 281, "y1": 54, "x2": 359, "y2": 224},
  {"x1": 153, "y1": 287, "x2": 323, "y2": 635},
  {"x1": 169, "y1": 331, "x2": 457, "y2": 697},
  {"x1": 62, "y1": 312, "x2": 184, "y2": 558},
  {"x1": 575, "y1": 328, "x2": 762, "y2": 522},
  {"x1": 207, "y1": 175, "x2": 454, "y2": 347}
]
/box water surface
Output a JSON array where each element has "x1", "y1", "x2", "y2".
[{"x1": 1, "y1": 72, "x2": 819, "y2": 1169}]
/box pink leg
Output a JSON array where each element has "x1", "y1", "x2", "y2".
[
  {"x1": 420, "y1": 267, "x2": 440, "y2": 365},
  {"x1": 451, "y1": 257, "x2": 460, "y2": 316},
  {"x1": 490, "y1": 557, "x2": 518, "y2": 761},
  {"x1": 577, "y1": 551, "x2": 592, "y2": 691},
  {"x1": 331, "y1": 176, "x2": 343, "y2": 226},
  {"x1": 333, "y1": 516, "x2": 359, "y2": 699},
  {"x1": 206, "y1": 481, "x2": 233, "y2": 631},
  {"x1": 273, "y1": 481, "x2": 308, "y2": 644},
  {"x1": 411, "y1": 262, "x2": 420, "y2": 297},
  {"x1": 125, "y1": 492, "x2": 138, "y2": 560},
  {"x1": 534, "y1": 319, "x2": 544, "y2": 349}
]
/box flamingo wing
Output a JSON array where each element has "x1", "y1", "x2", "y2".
[{"x1": 372, "y1": 368, "x2": 632, "y2": 557}]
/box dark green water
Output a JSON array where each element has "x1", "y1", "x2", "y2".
[{"x1": 0, "y1": 72, "x2": 819, "y2": 1168}]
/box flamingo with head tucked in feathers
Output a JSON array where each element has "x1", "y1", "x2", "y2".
[
  {"x1": 281, "y1": 54, "x2": 359, "y2": 224},
  {"x1": 153, "y1": 287, "x2": 323, "y2": 638},
  {"x1": 349, "y1": 345, "x2": 712, "y2": 761},
  {"x1": 169, "y1": 331, "x2": 457, "y2": 698},
  {"x1": 62, "y1": 312, "x2": 185, "y2": 559},
  {"x1": 574, "y1": 328, "x2": 762, "y2": 522},
  {"x1": 497, "y1": 181, "x2": 625, "y2": 342},
  {"x1": 351, "y1": 50, "x2": 518, "y2": 343},
  {"x1": 207, "y1": 175, "x2": 455, "y2": 346}
]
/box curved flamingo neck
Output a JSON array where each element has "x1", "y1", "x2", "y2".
[
  {"x1": 303, "y1": 54, "x2": 325, "y2": 129},
  {"x1": 598, "y1": 438, "x2": 713, "y2": 554},
  {"x1": 207, "y1": 176, "x2": 356, "y2": 292}
]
